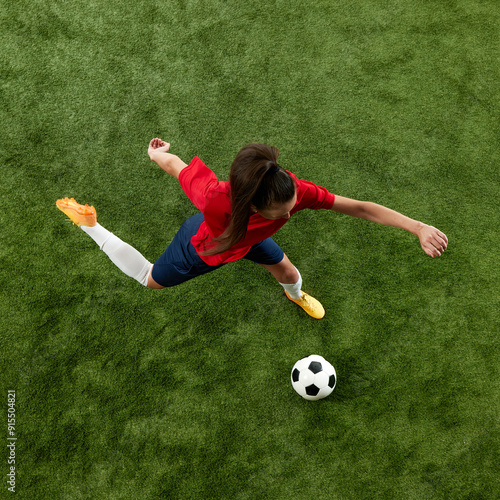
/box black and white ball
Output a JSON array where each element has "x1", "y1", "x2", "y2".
[{"x1": 291, "y1": 355, "x2": 337, "y2": 400}]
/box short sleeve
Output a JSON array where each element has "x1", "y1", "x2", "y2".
[
  {"x1": 289, "y1": 173, "x2": 335, "y2": 211},
  {"x1": 178, "y1": 157, "x2": 220, "y2": 212}
]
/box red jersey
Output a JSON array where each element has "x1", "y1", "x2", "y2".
[{"x1": 178, "y1": 157, "x2": 335, "y2": 266}]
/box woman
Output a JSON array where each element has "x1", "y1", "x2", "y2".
[{"x1": 56, "y1": 138, "x2": 448, "y2": 319}]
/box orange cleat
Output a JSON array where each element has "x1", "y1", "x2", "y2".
[{"x1": 56, "y1": 197, "x2": 97, "y2": 227}]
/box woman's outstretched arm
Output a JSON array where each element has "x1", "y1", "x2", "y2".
[{"x1": 331, "y1": 195, "x2": 448, "y2": 258}]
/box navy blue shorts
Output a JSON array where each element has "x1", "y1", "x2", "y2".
[{"x1": 151, "y1": 212, "x2": 284, "y2": 287}]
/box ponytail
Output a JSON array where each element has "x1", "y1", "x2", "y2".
[{"x1": 203, "y1": 144, "x2": 295, "y2": 256}]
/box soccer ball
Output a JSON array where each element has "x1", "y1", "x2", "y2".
[{"x1": 291, "y1": 355, "x2": 337, "y2": 400}]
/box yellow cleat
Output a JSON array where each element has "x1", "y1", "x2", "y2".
[
  {"x1": 285, "y1": 291, "x2": 325, "y2": 319},
  {"x1": 56, "y1": 197, "x2": 97, "y2": 227}
]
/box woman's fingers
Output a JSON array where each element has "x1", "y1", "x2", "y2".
[
  {"x1": 420, "y1": 226, "x2": 448, "y2": 258},
  {"x1": 149, "y1": 138, "x2": 167, "y2": 149}
]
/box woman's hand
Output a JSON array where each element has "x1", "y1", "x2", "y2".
[
  {"x1": 416, "y1": 224, "x2": 448, "y2": 258},
  {"x1": 148, "y1": 138, "x2": 170, "y2": 161}
]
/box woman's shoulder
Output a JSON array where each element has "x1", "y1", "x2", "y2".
[{"x1": 287, "y1": 171, "x2": 335, "y2": 210}]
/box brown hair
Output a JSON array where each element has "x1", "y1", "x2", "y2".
[{"x1": 203, "y1": 143, "x2": 296, "y2": 255}]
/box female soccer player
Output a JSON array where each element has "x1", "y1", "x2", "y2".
[{"x1": 56, "y1": 138, "x2": 448, "y2": 319}]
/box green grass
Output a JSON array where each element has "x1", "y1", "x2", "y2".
[{"x1": 1, "y1": 0, "x2": 499, "y2": 498}]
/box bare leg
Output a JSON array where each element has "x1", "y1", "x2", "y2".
[
  {"x1": 260, "y1": 254, "x2": 302, "y2": 299},
  {"x1": 259, "y1": 254, "x2": 300, "y2": 284},
  {"x1": 147, "y1": 269, "x2": 165, "y2": 289}
]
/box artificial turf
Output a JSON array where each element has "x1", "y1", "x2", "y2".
[{"x1": 1, "y1": 0, "x2": 499, "y2": 498}]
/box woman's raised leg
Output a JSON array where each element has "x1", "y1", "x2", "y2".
[{"x1": 56, "y1": 197, "x2": 156, "y2": 288}]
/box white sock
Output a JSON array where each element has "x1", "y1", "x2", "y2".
[
  {"x1": 279, "y1": 267, "x2": 302, "y2": 299},
  {"x1": 81, "y1": 223, "x2": 152, "y2": 287}
]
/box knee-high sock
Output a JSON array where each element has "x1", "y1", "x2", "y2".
[
  {"x1": 279, "y1": 267, "x2": 302, "y2": 299},
  {"x1": 81, "y1": 223, "x2": 152, "y2": 287}
]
